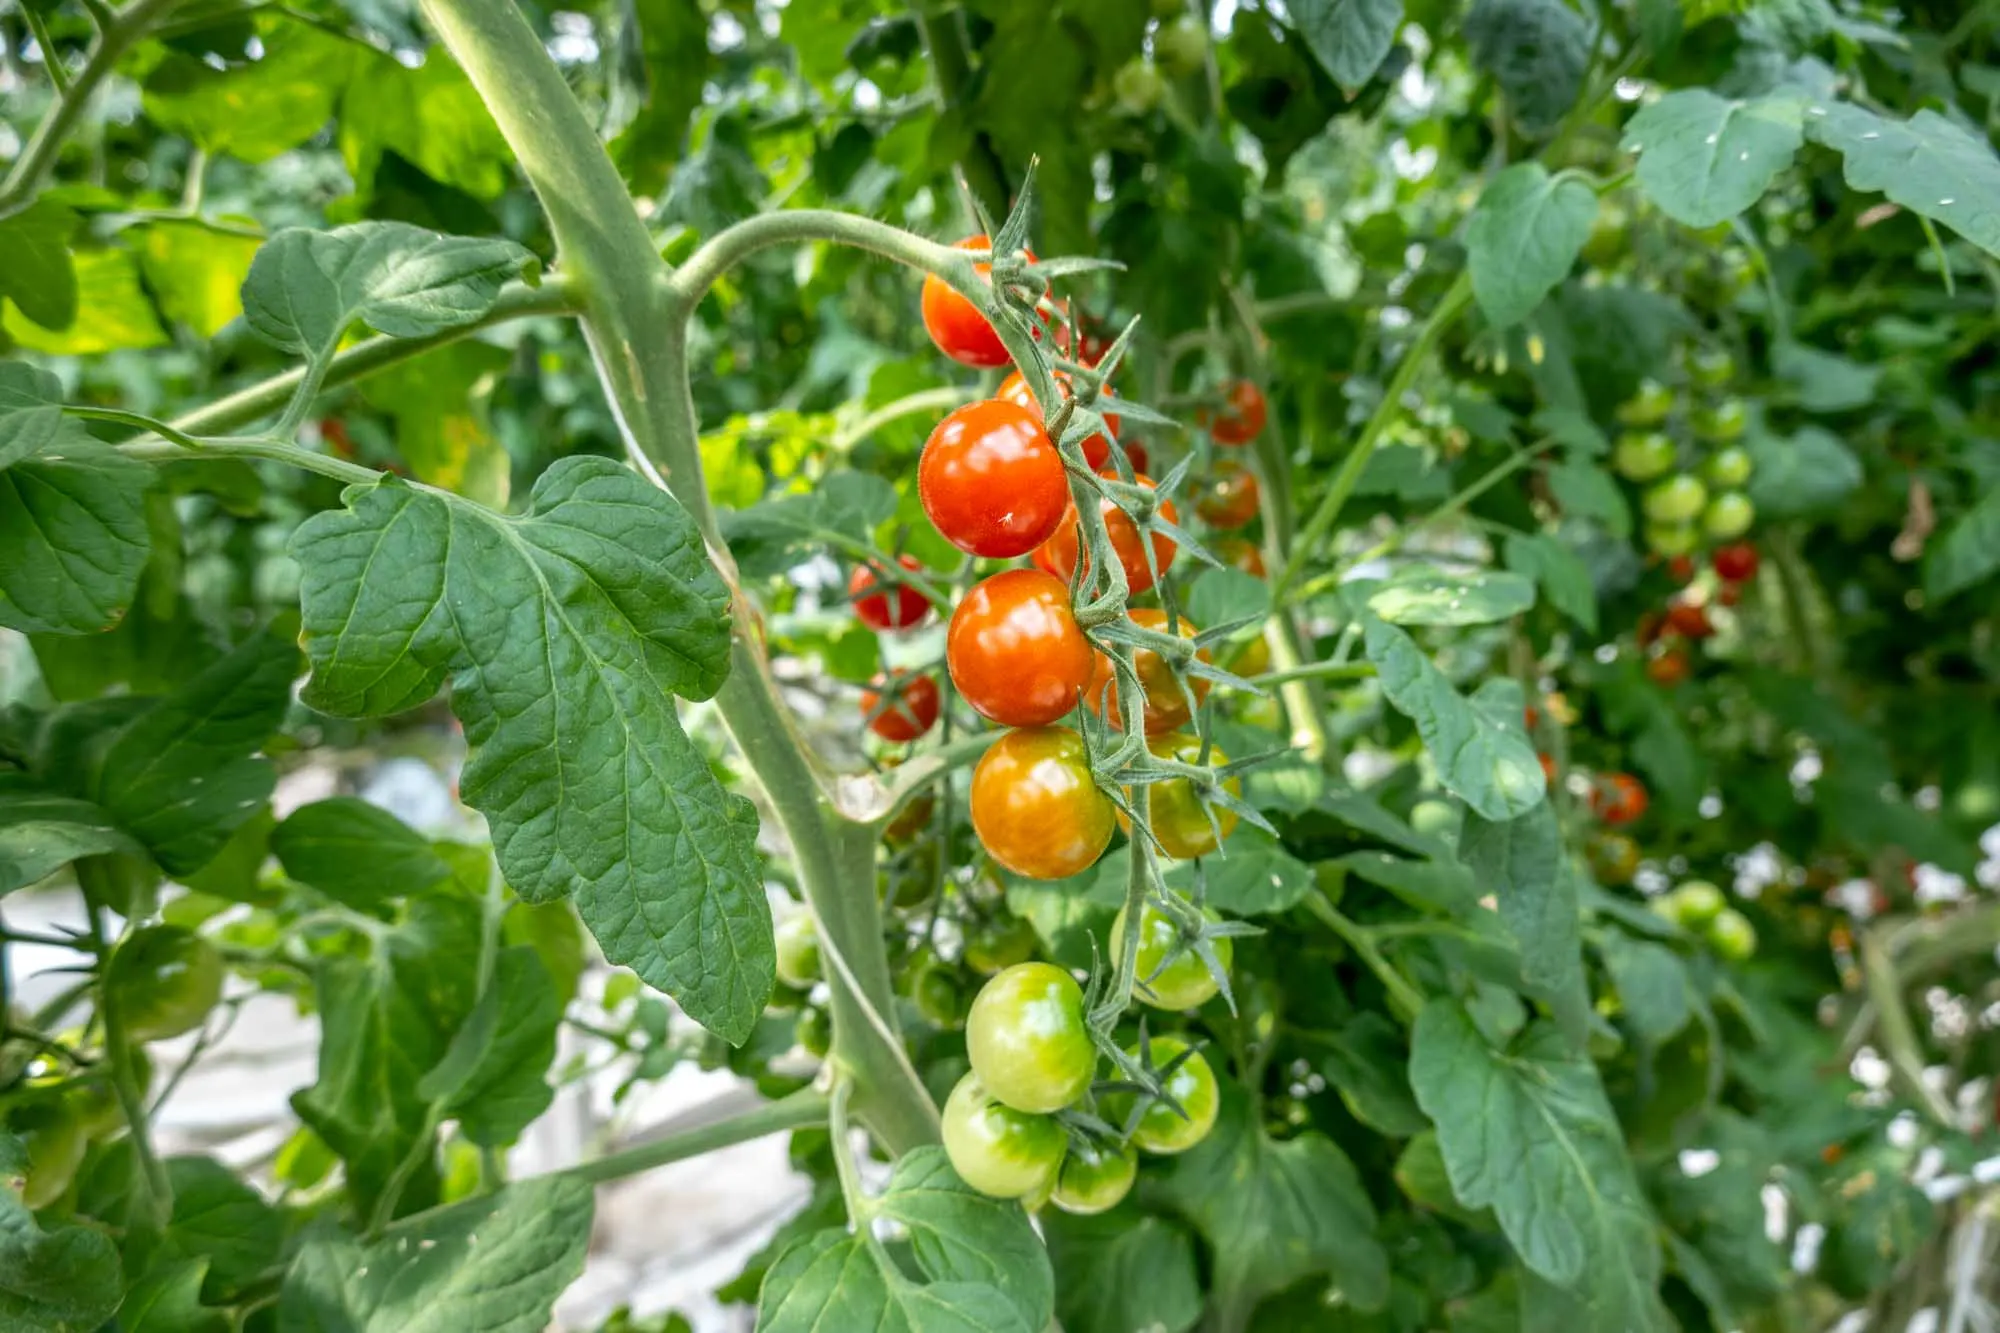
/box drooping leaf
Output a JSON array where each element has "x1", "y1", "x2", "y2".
[
  {"x1": 2, "y1": 248, "x2": 168, "y2": 354},
  {"x1": 1466, "y1": 164, "x2": 1598, "y2": 328},
  {"x1": 0, "y1": 436, "x2": 154, "y2": 636},
  {"x1": 1290, "y1": 0, "x2": 1404, "y2": 87},
  {"x1": 1465, "y1": 0, "x2": 1590, "y2": 133},
  {"x1": 1503, "y1": 531, "x2": 1598, "y2": 632},
  {"x1": 271, "y1": 797, "x2": 454, "y2": 908},
  {"x1": 290, "y1": 458, "x2": 769, "y2": 1042},
  {"x1": 1041, "y1": 1207, "x2": 1204, "y2": 1333},
  {"x1": 1319, "y1": 1012, "x2": 1429, "y2": 1136},
  {"x1": 1925, "y1": 485, "x2": 2000, "y2": 603},
  {"x1": 756, "y1": 1229, "x2": 1032, "y2": 1333},
  {"x1": 0, "y1": 200, "x2": 79, "y2": 332},
  {"x1": 0, "y1": 790, "x2": 142, "y2": 896},
  {"x1": 417, "y1": 946, "x2": 561, "y2": 1146},
  {"x1": 277, "y1": 1175, "x2": 593, "y2": 1332},
  {"x1": 875, "y1": 1147, "x2": 1055, "y2": 1333},
  {"x1": 1459, "y1": 803, "x2": 1587, "y2": 1045},
  {"x1": 1621, "y1": 89, "x2": 1805, "y2": 228},
  {"x1": 1745, "y1": 424, "x2": 1862, "y2": 517},
  {"x1": 1366, "y1": 567, "x2": 1537, "y2": 627},
  {"x1": 1808, "y1": 103, "x2": 2000, "y2": 259}
]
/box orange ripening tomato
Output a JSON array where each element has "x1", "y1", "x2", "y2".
[
  {"x1": 921, "y1": 235, "x2": 1034, "y2": 368},
  {"x1": 1194, "y1": 459, "x2": 1260, "y2": 530},
  {"x1": 1213, "y1": 537, "x2": 1266, "y2": 579},
  {"x1": 997, "y1": 370, "x2": 1119, "y2": 470},
  {"x1": 1084, "y1": 608, "x2": 1209, "y2": 734},
  {"x1": 970, "y1": 727, "x2": 1116, "y2": 880},
  {"x1": 1646, "y1": 647, "x2": 1691, "y2": 686},
  {"x1": 850, "y1": 555, "x2": 931, "y2": 632},
  {"x1": 1664, "y1": 600, "x2": 1714, "y2": 640},
  {"x1": 1667, "y1": 553, "x2": 1696, "y2": 584},
  {"x1": 920, "y1": 398, "x2": 1068, "y2": 558},
  {"x1": 863, "y1": 671, "x2": 941, "y2": 742},
  {"x1": 1208, "y1": 379, "x2": 1266, "y2": 446},
  {"x1": 948, "y1": 569, "x2": 1096, "y2": 728},
  {"x1": 1539, "y1": 752, "x2": 1559, "y2": 785},
  {"x1": 1033, "y1": 474, "x2": 1178, "y2": 595},
  {"x1": 1591, "y1": 772, "x2": 1649, "y2": 826}
]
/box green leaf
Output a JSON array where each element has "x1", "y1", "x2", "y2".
[
  {"x1": 1410, "y1": 1001, "x2": 1669, "y2": 1328},
  {"x1": 0, "y1": 434, "x2": 154, "y2": 635},
  {"x1": 756, "y1": 1230, "x2": 1033, "y2": 1333},
  {"x1": 1545, "y1": 457, "x2": 1632, "y2": 538},
  {"x1": 137, "y1": 222, "x2": 264, "y2": 338},
  {"x1": 1396, "y1": 1131, "x2": 1495, "y2": 1228},
  {"x1": 1186, "y1": 566, "x2": 1272, "y2": 630},
  {"x1": 356, "y1": 342, "x2": 513, "y2": 507},
  {"x1": 117, "y1": 1259, "x2": 228, "y2": 1333},
  {"x1": 1503, "y1": 531, "x2": 1597, "y2": 632},
  {"x1": 1772, "y1": 341, "x2": 1880, "y2": 412},
  {"x1": 721, "y1": 470, "x2": 899, "y2": 578},
  {"x1": 1366, "y1": 567, "x2": 1537, "y2": 627},
  {"x1": 1621, "y1": 89, "x2": 1805, "y2": 228},
  {"x1": 0, "y1": 200, "x2": 79, "y2": 331},
  {"x1": 86, "y1": 632, "x2": 296, "y2": 876},
  {"x1": 1042, "y1": 1207, "x2": 1203, "y2": 1333},
  {"x1": 609, "y1": 0, "x2": 713, "y2": 194},
  {"x1": 277, "y1": 1175, "x2": 593, "y2": 1332},
  {"x1": 876, "y1": 1147, "x2": 1054, "y2": 1332},
  {"x1": 1925, "y1": 484, "x2": 2000, "y2": 603},
  {"x1": 161, "y1": 1156, "x2": 284, "y2": 1299},
  {"x1": 1319, "y1": 1012, "x2": 1429, "y2": 1136},
  {"x1": 2, "y1": 248, "x2": 167, "y2": 354},
  {"x1": 1745, "y1": 424, "x2": 1862, "y2": 517},
  {"x1": 1158, "y1": 1081, "x2": 1388, "y2": 1312},
  {"x1": 142, "y1": 20, "x2": 358, "y2": 162},
  {"x1": 291, "y1": 458, "x2": 769, "y2": 1043},
  {"x1": 0, "y1": 1178, "x2": 123, "y2": 1333},
  {"x1": 1466, "y1": 164, "x2": 1597, "y2": 328},
  {"x1": 0, "y1": 363, "x2": 88, "y2": 469},
  {"x1": 1335, "y1": 851, "x2": 1479, "y2": 913},
  {"x1": 1459, "y1": 803, "x2": 1587, "y2": 1045},
  {"x1": 1290, "y1": 0, "x2": 1403, "y2": 87},
  {"x1": 1167, "y1": 829, "x2": 1313, "y2": 915},
  {"x1": 271, "y1": 797, "x2": 454, "y2": 908},
  {"x1": 1808, "y1": 104, "x2": 2000, "y2": 259},
  {"x1": 338, "y1": 50, "x2": 515, "y2": 201},
  {"x1": 0, "y1": 790, "x2": 142, "y2": 896},
  {"x1": 1596, "y1": 933, "x2": 1690, "y2": 1044},
  {"x1": 242, "y1": 222, "x2": 538, "y2": 359},
  {"x1": 1360, "y1": 614, "x2": 1546, "y2": 821},
  {"x1": 417, "y1": 946, "x2": 561, "y2": 1146},
  {"x1": 1464, "y1": 0, "x2": 1590, "y2": 133}
]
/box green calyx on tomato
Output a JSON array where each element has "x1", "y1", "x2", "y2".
[
  {"x1": 105, "y1": 925, "x2": 223, "y2": 1044},
  {"x1": 1642, "y1": 473, "x2": 1709, "y2": 525},
  {"x1": 1085, "y1": 607, "x2": 1208, "y2": 736},
  {"x1": 970, "y1": 726, "x2": 1115, "y2": 881},
  {"x1": 942, "y1": 1071, "x2": 1066, "y2": 1200},
  {"x1": 966, "y1": 962, "x2": 1096, "y2": 1114},
  {"x1": 1110, "y1": 899, "x2": 1231, "y2": 1011},
  {"x1": 1113, "y1": 1036, "x2": 1219, "y2": 1155},
  {"x1": 1613, "y1": 431, "x2": 1677, "y2": 482},
  {"x1": 1053, "y1": 1139, "x2": 1138, "y2": 1215},
  {"x1": 774, "y1": 914, "x2": 821, "y2": 989}
]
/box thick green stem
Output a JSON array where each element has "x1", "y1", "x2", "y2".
[
  {"x1": 568, "y1": 1089, "x2": 832, "y2": 1188},
  {"x1": 420, "y1": 0, "x2": 937, "y2": 1153},
  {"x1": 117, "y1": 431, "x2": 383, "y2": 487}
]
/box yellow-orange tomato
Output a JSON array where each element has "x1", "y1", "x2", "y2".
[
  {"x1": 1084, "y1": 608, "x2": 1209, "y2": 734},
  {"x1": 971, "y1": 727, "x2": 1116, "y2": 880}
]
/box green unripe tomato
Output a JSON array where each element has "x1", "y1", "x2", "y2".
[
  {"x1": 1112, "y1": 59, "x2": 1166, "y2": 116},
  {"x1": 1613, "y1": 432, "x2": 1677, "y2": 483},
  {"x1": 1110, "y1": 901, "x2": 1230, "y2": 1011},
  {"x1": 1704, "y1": 446, "x2": 1753, "y2": 489},
  {"x1": 1688, "y1": 346, "x2": 1735, "y2": 388},
  {"x1": 774, "y1": 915, "x2": 820, "y2": 990},
  {"x1": 1652, "y1": 879, "x2": 1726, "y2": 929},
  {"x1": 1409, "y1": 799, "x2": 1459, "y2": 840},
  {"x1": 1707, "y1": 908, "x2": 1758, "y2": 962},
  {"x1": 1154, "y1": 17, "x2": 1208, "y2": 76},
  {"x1": 1703, "y1": 491, "x2": 1756, "y2": 541},
  {"x1": 1642, "y1": 474, "x2": 1709, "y2": 526},
  {"x1": 1692, "y1": 399, "x2": 1748, "y2": 443},
  {"x1": 794, "y1": 1007, "x2": 831, "y2": 1058},
  {"x1": 910, "y1": 955, "x2": 965, "y2": 1029},
  {"x1": 966, "y1": 962, "x2": 1096, "y2": 1114},
  {"x1": 1112, "y1": 1037, "x2": 1219, "y2": 1155},
  {"x1": 106, "y1": 926, "x2": 223, "y2": 1044},
  {"x1": 1586, "y1": 833, "x2": 1640, "y2": 887},
  {"x1": 941, "y1": 1072, "x2": 1066, "y2": 1200},
  {"x1": 1644, "y1": 521, "x2": 1700, "y2": 558},
  {"x1": 963, "y1": 915, "x2": 1039, "y2": 976},
  {"x1": 1148, "y1": 0, "x2": 1183, "y2": 17},
  {"x1": 1615, "y1": 381, "x2": 1674, "y2": 428},
  {"x1": 14, "y1": 1098, "x2": 88, "y2": 1210},
  {"x1": 1053, "y1": 1140, "x2": 1138, "y2": 1215}
]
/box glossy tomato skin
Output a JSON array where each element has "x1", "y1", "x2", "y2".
[
  {"x1": 107, "y1": 926, "x2": 223, "y2": 1043},
  {"x1": 1591, "y1": 772, "x2": 1649, "y2": 826},
  {"x1": 920, "y1": 399, "x2": 1067, "y2": 558},
  {"x1": 1122, "y1": 735, "x2": 1239, "y2": 860},
  {"x1": 948, "y1": 570, "x2": 1095, "y2": 727},
  {"x1": 942, "y1": 1072, "x2": 1067, "y2": 1199},
  {"x1": 1121, "y1": 1037, "x2": 1218, "y2": 1154},
  {"x1": 862, "y1": 671, "x2": 940, "y2": 742},
  {"x1": 1712, "y1": 542, "x2": 1760, "y2": 582},
  {"x1": 965, "y1": 962, "x2": 1097, "y2": 1113},
  {"x1": 1665, "y1": 601, "x2": 1714, "y2": 639},
  {"x1": 1053, "y1": 1140, "x2": 1137, "y2": 1215},
  {"x1": 850, "y1": 555, "x2": 931, "y2": 632},
  {"x1": 997, "y1": 370, "x2": 1118, "y2": 470},
  {"x1": 964, "y1": 914, "x2": 1040, "y2": 975},
  {"x1": 1034, "y1": 474, "x2": 1177, "y2": 595},
  {"x1": 774, "y1": 914, "x2": 820, "y2": 989},
  {"x1": 921, "y1": 235, "x2": 1027, "y2": 368},
  {"x1": 1214, "y1": 537, "x2": 1266, "y2": 579},
  {"x1": 1111, "y1": 900, "x2": 1231, "y2": 1010},
  {"x1": 1085, "y1": 607, "x2": 1208, "y2": 734},
  {"x1": 970, "y1": 727, "x2": 1116, "y2": 880},
  {"x1": 1195, "y1": 460, "x2": 1260, "y2": 530},
  {"x1": 1209, "y1": 379, "x2": 1266, "y2": 446}
]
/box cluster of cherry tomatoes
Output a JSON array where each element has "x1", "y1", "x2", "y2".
[
  {"x1": 1638, "y1": 539, "x2": 1762, "y2": 685},
  {"x1": 1612, "y1": 346, "x2": 1757, "y2": 560}
]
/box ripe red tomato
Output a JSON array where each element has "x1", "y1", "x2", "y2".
[
  {"x1": 921, "y1": 234, "x2": 1032, "y2": 368},
  {"x1": 996, "y1": 370, "x2": 1119, "y2": 470},
  {"x1": 1539, "y1": 752, "x2": 1559, "y2": 784},
  {"x1": 970, "y1": 725, "x2": 1116, "y2": 880},
  {"x1": 1208, "y1": 379, "x2": 1267, "y2": 446},
  {"x1": 919, "y1": 398, "x2": 1067, "y2": 559},
  {"x1": 948, "y1": 570, "x2": 1095, "y2": 727},
  {"x1": 1713, "y1": 542, "x2": 1760, "y2": 583},
  {"x1": 966, "y1": 961, "x2": 1097, "y2": 1112},
  {"x1": 850, "y1": 555, "x2": 931, "y2": 632},
  {"x1": 1194, "y1": 459, "x2": 1260, "y2": 530},
  {"x1": 1664, "y1": 600, "x2": 1714, "y2": 640},
  {"x1": 1591, "y1": 772, "x2": 1649, "y2": 826},
  {"x1": 1214, "y1": 537, "x2": 1266, "y2": 578},
  {"x1": 1084, "y1": 607, "x2": 1208, "y2": 734},
  {"x1": 1718, "y1": 582, "x2": 1743, "y2": 608},
  {"x1": 1646, "y1": 647, "x2": 1691, "y2": 686},
  {"x1": 1667, "y1": 554, "x2": 1696, "y2": 584},
  {"x1": 1033, "y1": 474, "x2": 1178, "y2": 595},
  {"x1": 862, "y1": 671, "x2": 940, "y2": 742},
  {"x1": 1123, "y1": 441, "x2": 1150, "y2": 476}
]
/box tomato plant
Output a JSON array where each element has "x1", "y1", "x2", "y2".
[{"x1": 5, "y1": 0, "x2": 2000, "y2": 1329}]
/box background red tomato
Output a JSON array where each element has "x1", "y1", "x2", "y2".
[
  {"x1": 921, "y1": 234, "x2": 1030, "y2": 368},
  {"x1": 850, "y1": 555, "x2": 931, "y2": 632},
  {"x1": 996, "y1": 369, "x2": 1119, "y2": 469},
  {"x1": 863, "y1": 671, "x2": 941, "y2": 741}
]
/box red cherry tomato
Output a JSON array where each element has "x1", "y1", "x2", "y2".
[
  {"x1": 1712, "y1": 542, "x2": 1760, "y2": 583},
  {"x1": 1718, "y1": 582, "x2": 1743, "y2": 607},
  {"x1": 1214, "y1": 537, "x2": 1266, "y2": 579},
  {"x1": 1123, "y1": 441, "x2": 1150, "y2": 476},
  {"x1": 1636, "y1": 610, "x2": 1668, "y2": 647},
  {"x1": 1664, "y1": 600, "x2": 1714, "y2": 640},
  {"x1": 948, "y1": 569, "x2": 1095, "y2": 727},
  {"x1": 850, "y1": 555, "x2": 932, "y2": 632},
  {"x1": 1591, "y1": 772, "x2": 1649, "y2": 826},
  {"x1": 1208, "y1": 379, "x2": 1266, "y2": 446},
  {"x1": 1539, "y1": 752, "x2": 1559, "y2": 784},
  {"x1": 996, "y1": 370, "x2": 1118, "y2": 470},
  {"x1": 921, "y1": 235, "x2": 1033, "y2": 368},
  {"x1": 1194, "y1": 459, "x2": 1260, "y2": 530},
  {"x1": 1646, "y1": 647, "x2": 1691, "y2": 686},
  {"x1": 970, "y1": 726, "x2": 1116, "y2": 880},
  {"x1": 920, "y1": 398, "x2": 1068, "y2": 558},
  {"x1": 1667, "y1": 554, "x2": 1696, "y2": 584},
  {"x1": 863, "y1": 671, "x2": 941, "y2": 742},
  {"x1": 1084, "y1": 607, "x2": 1208, "y2": 734},
  {"x1": 1033, "y1": 474, "x2": 1178, "y2": 595}
]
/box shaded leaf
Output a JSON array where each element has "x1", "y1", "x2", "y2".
[
  {"x1": 271, "y1": 797, "x2": 454, "y2": 908},
  {"x1": 2, "y1": 249, "x2": 167, "y2": 354},
  {"x1": 0, "y1": 1177, "x2": 123, "y2": 1332},
  {"x1": 1291, "y1": 0, "x2": 1403, "y2": 87},
  {"x1": 417, "y1": 947, "x2": 561, "y2": 1146},
  {"x1": 1621, "y1": 89, "x2": 1805, "y2": 227},
  {"x1": 0, "y1": 790, "x2": 142, "y2": 896},
  {"x1": 1503, "y1": 531, "x2": 1598, "y2": 632},
  {"x1": 142, "y1": 20, "x2": 358, "y2": 162},
  {"x1": 1465, "y1": 0, "x2": 1590, "y2": 133},
  {"x1": 1925, "y1": 484, "x2": 2000, "y2": 603},
  {"x1": 756, "y1": 1230, "x2": 1031, "y2": 1333},
  {"x1": 1320, "y1": 1012, "x2": 1428, "y2": 1136},
  {"x1": 1467, "y1": 164, "x2": 1597, "y2": 328},
  {"x1": 876, "y1": 1147, "x2": 1054, "y2": 1333},
  {"x1": 0, "y1": 200, "x2": 79, "y2": 331},
  {"x1": 1460, "y1": 804, "x2": 1587, "y2": 1045},
  {"x1": 1809, "y1": 104, "x2": 2000, "y2": 259},
  {"x1": 1041, "y1": 1207, "x2": 1203, "y2": 1333}
]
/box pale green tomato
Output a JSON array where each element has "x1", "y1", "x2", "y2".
[
  {"x1": 1124, "y1": 1037, "x2": 1219, "y2": 1155},
  {"x1": 1693, "y1": 399, "x2": 1748, "y2": 443},
  {"x1": 1110, "y1": 901, "x2": 1230, "y2": 1011},
  {"x1": 774, "y1": 914, "x2": 820, "y2": 989},
  {"x1": 1613, "y1": 431, "x2": 1677, "y2": 483},
  {"x1": 1703, "y1": 491, "x2": 1756, "y2": 540},
  {"x1": 1154, "y1": 17, "x2": 1208, "y2": 76},
  {"x1": 1645, "y1": 522, "x2": 1700, "y2": 558},
  {"x1": 1705, "y1": 445, "x2": 1753, "y2": 489},
  {"x1": 1642, "y1": 474, "x2": 1709, "y2": 525},
  {"x1": 1651, "y1": 879, "x2": 1726, "y2": 929},
  {"x1": 1615, "y1": 381, "x2": 1674, "y2": 428},
  {"x1": 1707, "y1": 908, "x2": 1758, "y2": 962},
  {"x1": 966, "y1": 962, "x2": 1096, "y2": 1113},
  {"x1": 1409, "y1": 799, "x2": 1459, "y2": 839},
  {"x1": 1688, "y1": 346, "x2": 1735, "y2": 388},
  {"x1": 941, "y1": 1073, "x2": 1066, "y2": 1200},
  {"x1": 1112, "y1": 60, "x2": 1165, "y2": 116},
  {"x1": 1053, "y1": 1140, "x2": 1138, "y2": 1215}
]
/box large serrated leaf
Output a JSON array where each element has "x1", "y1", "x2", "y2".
[
  {"x1": 1621, "y1": 89, "x2": 1804, "y2": 228},
  {"x1": 291, "y1": 456, "x2": 770, "y2": 1042},
  {"x1": 0, "y1": 435, "x2": 154, "y2": 635},
  {"x1": 756, "y1": 1230, "x2": 1033, "y2": 1333},
  {"x1": 1291, "y1": 0, "x2": 1403, "y2": 86},
  {"x1": 271, "y1": 797, "x2": 454, "y2": 908},
  {"x1": 1459, "y1": 803, "x2": 1587, "y2": 1046},
  {"x1": 1042, "y1": 1208, "x2": 1203, "y2": 1333},
  {"x1": 1808, "y1": 103, "x2": 2000, "y2": 259},
  {"x1": 876, "y1": 1148, "x2": 1054, "y2": 1333},
  {"x1": 1466, "y1": 163, "x2": 1597, "y2": 328}
]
